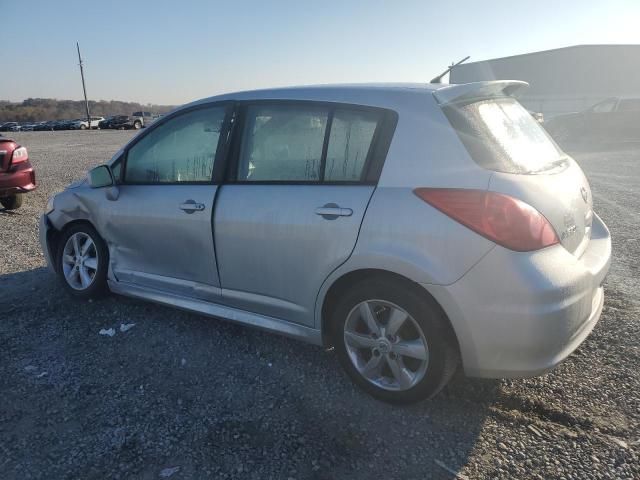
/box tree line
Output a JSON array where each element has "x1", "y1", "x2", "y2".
[{"x1": 0, "y1": 98, "x2": 176, "y2": 122}]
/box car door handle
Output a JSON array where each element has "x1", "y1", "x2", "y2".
[
  {"x1": 180, "y1": 200, "x2": 205, "y2": 213},
  {"x1": 315, "y1": 203, "x2": 353, "y2": 219}
]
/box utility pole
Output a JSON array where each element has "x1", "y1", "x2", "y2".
[{"x1": 76, "y1": 42, "x2": 91, "y2": 129}]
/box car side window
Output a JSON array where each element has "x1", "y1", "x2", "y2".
[
  {"x1": 238, "y1": 106, "x2": 328, "y2": 181},
  {"x1": 125, "y1": 106, "x2": 225, "y2": 183},
  {"x1": 325, "y1": 109, "x2": 379, "y2": 181}
]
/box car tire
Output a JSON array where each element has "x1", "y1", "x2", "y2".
[
  {"x1": 56, "y1": 223, "x2": 109, "y2": 298},
  {"x1": 133, "y1": 121, "x2": 142, "y2": 130},
  {"x1": 0, "y1": 194, "x2": 24, "y2": 210},
  {"x1": 80, "y1": 124, "x2": 87, "y2": 130},
  {"x1": 331, "y1": 277, "x2": 458, "y2": 404}
]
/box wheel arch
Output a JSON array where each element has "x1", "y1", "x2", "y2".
[
  {"x1": 318, "y1": 267, "x2": 461, "y2": 357},
  {"x1": 47, "y1": 218, "x2": 100, "y2": 273}
]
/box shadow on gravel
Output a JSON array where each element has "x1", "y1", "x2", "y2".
[
  {"x1": 0, "y1": 267, "x2": 501, "y2": 479},
  {"x1": 0, "y1": 267, "x2": 54, "y2": 307},
  {"x1": 0, "y1": 208, "x2": 20, "y2": 215}
]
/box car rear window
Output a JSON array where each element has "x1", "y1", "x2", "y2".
[{"x1": 443, "y1": 97, "x2": 563, "y2": 174}]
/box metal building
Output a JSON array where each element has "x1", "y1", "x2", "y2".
[{"x1": 449, "y1": 45, "x2": 640, "y2": 118}]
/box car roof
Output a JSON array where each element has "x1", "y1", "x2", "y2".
[
  {"x1": 189, "y1": 83, "x2": 443, "y2": 110},
  {"x1": 185, "y1": 81, "x2": 527, "y2": 112}
]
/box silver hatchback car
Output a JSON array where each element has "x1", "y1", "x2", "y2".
[{"x1": 40, "y1": 82, "x2": 611, "y2": 403}]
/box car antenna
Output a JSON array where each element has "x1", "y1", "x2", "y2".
[{"x1": 430, "y1": 56, "x2": 470, "y2": 84}]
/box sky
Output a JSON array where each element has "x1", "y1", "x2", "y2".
[{"x1": 1, "y1": 0, "x2": 638, "y2": 106}]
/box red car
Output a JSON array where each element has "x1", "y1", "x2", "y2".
[{"x1": 0, "y1": 136, "x2": 35, "y2": 210}]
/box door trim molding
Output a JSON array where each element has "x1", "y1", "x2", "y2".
[{"x1": 108, "y1": 280, "x2": 323, "y2": 346}]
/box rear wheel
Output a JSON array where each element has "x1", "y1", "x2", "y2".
[
  {"x1": 80, "y1": 124, "x2": 87, "y2": 130},
  {"x1": 331, "y1": 278, "x2": 458, "y2": 404},
  {"x1": 133, "y1": 120, "x2": 142, "y2": 130},
  {"x1": 0, "y1": 194, "x2": 24, "y2": 210},
  {"x1": 56, "y1": 223, "x2": 109, "y2": 298}
]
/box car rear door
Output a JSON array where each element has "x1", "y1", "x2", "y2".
[
  {"x1": 102, "y1": 104, "x2": 232, "y2": 301},
  {"x1": 214, "y1": 102, "x2": 396, "y2": 326}
]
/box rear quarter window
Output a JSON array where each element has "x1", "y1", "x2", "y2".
[{"x1": 444, "y1": 97, "x2": 563, "y2": 174}]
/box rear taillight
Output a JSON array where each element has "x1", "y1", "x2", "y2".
[
  {"x1": 11, "y1": 146, "x2": 28, "y2": 164},
  {"x1": 413, "y1": 188, "x2": 559, "y2": 252}
]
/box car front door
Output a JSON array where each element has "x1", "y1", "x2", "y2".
[
  {"x1": 214, "y1": 103, "x2": 396, "y2": 326},
  {"x1": 102, "y1": 104, "x2": 231, "y2": 302}
]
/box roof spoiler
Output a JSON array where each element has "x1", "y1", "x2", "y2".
[{"x1": 433, "y1": 80, "x2": 529, "y2": 106}]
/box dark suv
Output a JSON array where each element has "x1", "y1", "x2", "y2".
[
  {"x1": 545, "y1": 97, "x2": 640, "y2": 145},
  {"x1": 100, "y1": 115, "x2": 137, "y2": 130},
  {"x1": 0, "y1": 136, "x2": 35, "y2": 210}
]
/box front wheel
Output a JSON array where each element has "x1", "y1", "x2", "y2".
[
  {"x1": 331, "y1": 278, "x2": 458, "y2": 404},
  {"x1": 133, "y1": 120, "x2": 142, "y2": 130},
  {"x1": 56, "y1": 223, "x2": 109, "y2": 298},
  {"x1": 0, "y1": 194, "x2": 24, "y2": 210}
]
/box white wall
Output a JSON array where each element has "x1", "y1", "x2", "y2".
[{"x1": 450, "y1": 45, "x2": 640, "y2": 118}]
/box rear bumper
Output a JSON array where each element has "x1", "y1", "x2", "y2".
[
  {"x1": 0, "y1": 163, "x2": 36, "y2": 196},
  {"x1": 426, "y1": 213, "x2": 612, "y2": 378}
]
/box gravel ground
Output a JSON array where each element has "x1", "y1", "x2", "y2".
[{"x1": 1, "y1": 131, "x2": 638, "y2": 479}]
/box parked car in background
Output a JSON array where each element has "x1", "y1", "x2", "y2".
[
  {"x1": 40, "y1": 82, "x2": 611, "y2": 404},
  {"x1": 98, "y1": 116, "x2": 114, "y2": 129},
  {"x1": 131, "y1": 111, "x2": 157, "y2": 129},
  {"x1": 53, "y1": 119, "x2": 78, "y2": 130},
  {"x1": 545, "y1": 97, "x2": 640, "y2": 144},
  {"x1": 0, "y1": 122, "x2": 19, "y2": 132},
  {"x1": 100, "y1": 115, "x2": 138, "y2": 130},
  {"x1": 0, "y1": 136, "x2": 35, "y2": 210},
  {"x1": 34, "y1": 120, "x2": 58, "y2": 131},
  {"x1": 69, "y1": 116, "x2": 105, "y2": 130},
  {"x1": 55, "y1": 120, "x2": 74, "y2": 130},
  {"x1": 52, "y1": 120, "x2": 67, "y2": 131}
]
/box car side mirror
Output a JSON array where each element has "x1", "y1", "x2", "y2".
[{"x1": 88, "y1": 165, "x2": 114, "y2": 188}]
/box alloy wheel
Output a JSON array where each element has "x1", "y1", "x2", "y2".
[
  {"x1": 343, "y1": 299, "x2": 429, "y2": 391},
  {"x1": 61, "y1": 232, "x2": 99, "y2": 290}
]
